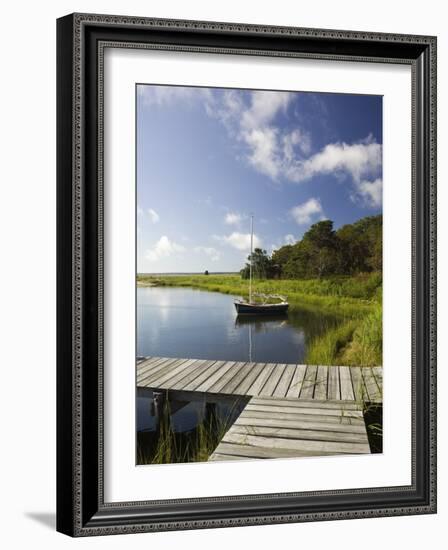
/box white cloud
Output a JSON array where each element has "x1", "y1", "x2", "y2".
[
  {"x1": 209, "y1": 91, "x2": 381, "y2": 204},
  {"x1": 194, "y1": 246, "x2": 220, "y2": 262},
  {"x1": 290, "y1": 198, "x2": 325, "y2": 225},
  {"x1": 138, "y1": 85, "x2": 382, "y2": 208},
  {"x1": 244, "y1": 126, "x2": 280, "y2": 179},
  {"x1": 283, "y1": 129, "x2": 312, "y2": 160},
  {"x1": 148, "y1": 208, "x2": 160, "y2": 223},
  {"x1": 224, "y1": 212, "x2": 243, "y2": 225},
  {"x1": 354, "y1": 178, "x2": 382, "y2": 208},
  {"x1": 213, "y1": 232, "x2": 262, "y2": 251},
  {"x1": 206, "y1": 89, "x2": 300, "y2": 181},
  {"x1": 241, "y1": 91, "x2": 292, "y2": 131},
  {"x1": 284, "y1": 234, "x2": 296, "y2": 245},
  {"x1": 137, "y1": 205, "x2": 143, "y2": 217},
  {"x1": 285, "y1": 137, "x2": 382, "y2": 185},
  {"x1": 145, "y1": 236, "x2": 185, "y2": 261}
]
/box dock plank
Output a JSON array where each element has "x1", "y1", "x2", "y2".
[
  {"x1": 222, "y1": 431, "x2": 370, "y2": 454},
  {"x1": 286, "y1": 365, "x2": 307, "y2": 398},
  {"x1": 259, "y1": 364, "x2": 287, "y2": 397},
  {"x1": 181, "y1": 361, "x2": 225, "y2": 392},
  {"x1": 350, "y1": 367, "x2": 366, "y2": 403},
  {"x1": 246, "y1": 363, "x2": 277, "y2": 396},
  {"x1": 234, "y1": 362, "x2": 267, "y2": 395},
  {"x1": 272, "y1": 364, "x2": 295, "y2": 398},
  {"x1": 372, "y1": 366, "x2": 383, "y2": 392},
  {"x1": 327, "y1": 366, "x2": 340, "y2": 400},
  {"x1": 208, "y1": 443, "x2": 342, "y2": 462},
  {"x1": 153, "y1": 359, "x2": 203, "y2": 389},
  {"x1": 136, "y1": 356, "x2": 169, "y2": 379},
  {"x1": 220, "y1": 363, "x2": 253, "y2": 394},
  {"x1": 299, "y1": 365, "x2": 318, "y2": 398},
  {"x1": 340, "y1": 366, "x2": 355, "y2": 400},
  {"x1": 209, "y1": 442, "x2": 342, "y2": 460},
  {"x1": 231, "y1": 424, "x2": 370, "y2": 444},
  {"x1": 207, "y1": 362, "x2": 239, "y2": 393},
  {"x1": 245, "y1": 402, "x2": 362, "y2": 417},
  {"x1": 137, "y1": 357, "x2": 179, "y2": 385},
  {"x1": 194, "y1": 361, "x2": 235, "y2": 393},
  {"x1": 139, "y1": 358, "x2": 191, "y2": 387},
  {"x1": 234, "y1": 415, "x2": 367, "y2": 432},
  {"x1": 248, "y1": 396, "x2": 360, "y2": 410},
  {"x1": 362, "y1": 368, "x2": 382, "y2": 402},
  {"x1": 314, "y1": 366, "x2": 328, "y2": 400},
  {"x1": 242, "y1": 408, "x2": 364, "y2": 422}
]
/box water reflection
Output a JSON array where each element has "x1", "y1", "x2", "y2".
[
  {"x1": 137, "y1": 286, "x2": 341, "y2": 364},
  {"x1": 137, "y1": 387, "x2": 248, "y2": 464}
]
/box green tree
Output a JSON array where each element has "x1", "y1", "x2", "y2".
[
  {"x1": 272, "y1": 245, "x2": 294, "y2": 277},
  {"x1": 240, "y1": 248, "x2": 275, "y2": 279},
  {"x1": 239, "y1": 214, "x2": 382, "y2": 280}
]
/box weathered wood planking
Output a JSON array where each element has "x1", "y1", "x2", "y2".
[
  {"x1": 137, "y1": 358, "x2": 383, "y2": 403},
  {"x1": 209, "y1": 397, "x2": 371, "y2": 461}
]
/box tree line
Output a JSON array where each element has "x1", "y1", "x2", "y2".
[{"x1": 240, "y1": 215, "x2": 382, "y2": 280}]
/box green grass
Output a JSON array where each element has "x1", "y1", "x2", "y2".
[
  {"x1": 304, "y1": 306, "x2": 382, "y2": 367},
  {"x1": 305, "y1": 319, "x2": 358, "y2": 366},
  {"x1": 137, "y1": 394, "x2": 243, "y2": 465},
  {"x1": 340, "y1": 305, "x2": 382, "y2": 367},
  {"x1": 137, "y1": 272, "x2": 382, "y2": 367}
]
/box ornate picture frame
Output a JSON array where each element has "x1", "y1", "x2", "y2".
[{"x1": 56, "y1": 13, "x2": 436, "y2": 536}]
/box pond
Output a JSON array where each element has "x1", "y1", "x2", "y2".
[{"x1": 137, "y1": 286, "x2": 341, "y2": 364}]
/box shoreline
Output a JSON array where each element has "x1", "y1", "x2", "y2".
[{"x1": 136, "y1": 273, "x2": 382, "y2": 367}]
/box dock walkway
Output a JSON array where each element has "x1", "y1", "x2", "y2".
[{"x1": 137, "y1": 357, "x2": 382, "y2": 461}]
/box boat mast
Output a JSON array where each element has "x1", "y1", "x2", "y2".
[{"x1": 249, "y1": 214, "x2": 253, "y2": 303}]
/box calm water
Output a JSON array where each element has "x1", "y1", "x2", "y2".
[{"x1": 137, "y1": 286, "x2": 341, "y2": 364}]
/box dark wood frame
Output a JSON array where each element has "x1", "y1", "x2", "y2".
[{"x1": 57, "y1": 13, "x2": 437, "y2": 537}]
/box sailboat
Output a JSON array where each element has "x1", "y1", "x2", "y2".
[{"x1": 234, "y1": 215, "x2": 289, "y2": 316}]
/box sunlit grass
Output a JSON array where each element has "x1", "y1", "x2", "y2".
[{"x1": 305, "y1": 320, "x2": 358, "y2": 366}]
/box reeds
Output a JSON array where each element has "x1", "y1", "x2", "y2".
[{"x1": 137, "y1": 395, "x2": 244, "y2": 465}]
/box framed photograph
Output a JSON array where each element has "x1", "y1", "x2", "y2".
[{"x1": 56, "y1": 13, "x2": 437, "y2": 536}]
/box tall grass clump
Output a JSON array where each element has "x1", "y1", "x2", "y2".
[
  {"x1": 305, "y1": 320, "x2": 358, "y2": 366},
  {"x1": 340, "y1": 305, "x2": 382, "y2": 366},
  {"x1": 137, "y1": 398, "x2": 242, "y2": 465}
]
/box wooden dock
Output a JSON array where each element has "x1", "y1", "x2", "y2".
[
  {"x1": 137, "y1": 357, "x2": 382, "y2": 461},
  {"x1": 137, "y1": 357, "x2": 382, "y2": 403}
]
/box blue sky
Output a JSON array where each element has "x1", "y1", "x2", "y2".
[{"x1": 137, "y1": 85, "x2": 382, "y2": 273}]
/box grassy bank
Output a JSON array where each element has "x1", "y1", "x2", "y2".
[
  {"x1": 137, "y1": 272, "x2": 382, "y2": 367},
  {"x1": 305, "y1": 305, "x2": 382, "y2": 367},
  {"x1": 138, "y1": 273, "x2": 380, "y2": 317}
]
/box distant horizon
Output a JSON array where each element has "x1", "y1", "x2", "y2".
[
  {"x1": 137, "y1": 271, "x2": 238, "y2": 275},
  {"x1": 137, "y1": 85, "x2": 382, "y2": 273}
]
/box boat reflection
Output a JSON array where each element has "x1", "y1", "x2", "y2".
[
  {"x1": 235, "y1": 314, "x2": 289, "y2": 330},
  {"x1": 235, "y1": 314, "x2": 291, "y2": 363}
]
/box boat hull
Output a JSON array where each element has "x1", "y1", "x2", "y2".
[{"x1": 234, "y1": 301, "x2": 289, "y2": 315}]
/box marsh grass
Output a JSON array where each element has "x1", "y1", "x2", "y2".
[
  {"x1": 340, "y1": 306, "x2": 382, "y2": 366},
  {"x1": 137, "y1": 396, "x2": 245, "y2": 465},
  {"x1": 305, "y1": 320, "x2": 358, "y2": 366}
]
